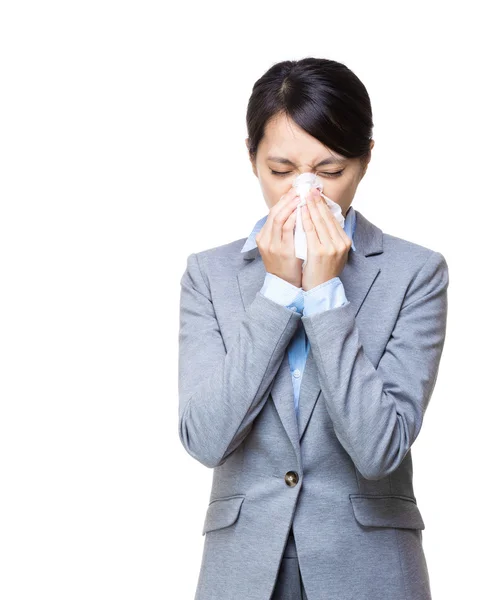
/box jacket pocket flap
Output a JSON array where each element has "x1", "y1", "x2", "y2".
[
  {"x1": 349, "y1": 494, "x2": 425, "y2": 530},
  {"x1": 202, "y1": 495, "x2": 245, "y2": 536}
]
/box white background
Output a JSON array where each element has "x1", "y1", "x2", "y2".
[{"x1": 1, "y1": 1, "x2": 501, "y2": 598}]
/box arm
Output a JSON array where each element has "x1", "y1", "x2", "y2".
[
  {"x1": 301, "y1": 251, "x2": 449, "y2": 480},
  {"x1": 178, "y1": 253, "x2": 302, "y2": 468}
]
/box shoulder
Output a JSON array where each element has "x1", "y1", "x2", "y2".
[
  {"x1": 189, "y1": 236, "x2": 248, "y2": 265},
  {"x1": 380, "y1": 232, "x2": 449, "y2": 301},
  {"x1": 181, "y1": 237, "x2": 249, "y2": 286},
  {"x1": 382, "y1": 232, "x2": 447, "y2": 267},
  {"x1": 355, "y1": 209, "x2": 448, "y2": 294},
  {"x1": 356, "y1": 209, "x2": 444, "y2": 262}
]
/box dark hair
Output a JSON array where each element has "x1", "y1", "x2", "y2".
[{"x1": 246, "y1": 58, "x2": 374, "y2": 167}]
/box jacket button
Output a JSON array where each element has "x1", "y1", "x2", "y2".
[{"x1": 284, "y1": 471, "x2": 299, "y2": 487}]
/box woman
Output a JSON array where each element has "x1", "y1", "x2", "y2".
[{"x1": 178, "y1": 58, "x2": 448, "y2": 600}]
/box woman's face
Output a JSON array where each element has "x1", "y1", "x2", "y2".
[{"x1": 246, "y1": 113, "x2": 374, "y2": 217}]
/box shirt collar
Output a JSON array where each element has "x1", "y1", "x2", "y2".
[{"x1": 240, "y1": 205, "x2": 357, "y2": 254}]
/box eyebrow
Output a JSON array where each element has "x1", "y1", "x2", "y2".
[{"x1": 266, "y1": 156, "x2": 347, "y2": 167}]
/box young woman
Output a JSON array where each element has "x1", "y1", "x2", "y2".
[{"x1": 178, "y1": 57, "x2": 448, "y2": 600}]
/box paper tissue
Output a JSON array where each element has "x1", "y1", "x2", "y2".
[{"x1": 292, "y1": 172, "x2": 345, "y2": 266}]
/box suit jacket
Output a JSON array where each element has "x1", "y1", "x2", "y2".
[{"x1": 177, "y1": 208, "x2": 449, "y2": 600}]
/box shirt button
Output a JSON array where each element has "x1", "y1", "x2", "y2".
[
  {"x1": 290, "y1": 306, "x2": 298, "y2": 312},
  {"x1": 293, "y1": 369, "x2": 301, "y2": 378}
]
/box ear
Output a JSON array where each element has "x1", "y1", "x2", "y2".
[{"x1": 245, "y1": 138, "x2": 258, "y2": 178}]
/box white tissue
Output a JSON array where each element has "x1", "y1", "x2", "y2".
[{"x1": 292, "y1": 172, "x2": 345, "y2": 265}]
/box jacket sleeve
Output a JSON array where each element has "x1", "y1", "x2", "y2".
[
  {"x1": 178, "y1": 253, "x2": 302, "y2": 468},
  {"x1": 301, "y1": 250, "x2": 449, "y2": 480}
]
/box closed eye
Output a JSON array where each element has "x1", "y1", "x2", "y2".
[{"x1": 270, "y1": 170, "x2": 344, "y2": 178}]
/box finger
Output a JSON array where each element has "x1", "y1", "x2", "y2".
[
  {"x1": 274, "y1": 185, "x2": 301, "y2": 215},
  {"x1": 270, "y1": 193, "x2": 300, "y2": 249},
  {"x1": 301, "y1": 200, "x2": 322, "y2": 252},
  {"x1": 315, "y1": 191, "x2": 349, "y2": 247},
  {"x1": 306, "y1": 190, "x2": 333, "y2": 247},
  {"x1": 281, "y1": 206, "x2": 299, "y2": 253},
  {"x1": 259, "y1": 187, "x2": 299, "y2": 247}
]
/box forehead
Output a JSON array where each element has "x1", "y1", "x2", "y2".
[{"x1": 259, "y1": 113, "x2": 346, "y2": 163}]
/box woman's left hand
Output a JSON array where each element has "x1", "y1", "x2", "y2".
[{"x1": 300, "y1": 188, "x2": 352, "y2": 291}]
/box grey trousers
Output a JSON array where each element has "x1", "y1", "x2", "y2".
[{"x1": 271, "y1": 527, "x2": 308, "y2": 600}]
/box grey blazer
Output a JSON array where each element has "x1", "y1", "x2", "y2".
[{"x1": 178, "y1": 208, "x2": 449, "y2": 600}]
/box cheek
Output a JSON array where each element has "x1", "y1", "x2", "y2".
[
  {"x1": 323, "y1": 176, "x2": 357, "y2": 200},
  {"x1": 322, "y1": 182, "x2": 344, "y2": 200},
  {"x1": 262, "y1": 176, "x2": 294, "y2": 206}
]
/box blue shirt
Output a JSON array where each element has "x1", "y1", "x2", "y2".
[{"x1": 240, "y1": 206, "x2": 357, "y2": 425}]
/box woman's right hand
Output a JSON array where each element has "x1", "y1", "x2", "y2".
[{"x1": 255, "y1": 186, "x2": 303, "y2": 288}]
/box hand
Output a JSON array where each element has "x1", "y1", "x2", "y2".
[
  {"x1": 256, "y1": 186, "x2": 304, "y2": 288},
  {"x1": 300, "y1": 187, "x2": 352, "y2": 291}
]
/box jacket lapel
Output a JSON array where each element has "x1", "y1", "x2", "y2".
[
  {"x1": 237, "y1": 208, "x2": 383, "y2": 455},
  {"x1": 236, "y1": 247, "x2": 302, "y2": 464}
]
